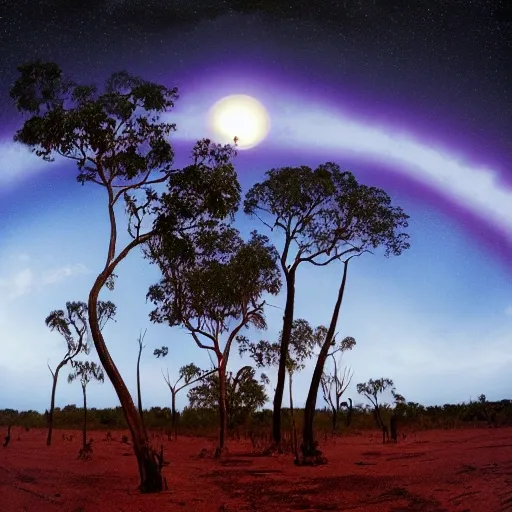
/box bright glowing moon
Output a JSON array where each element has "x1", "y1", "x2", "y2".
[{"x1": 208, "y1": 95, "x2": 270, "y2": 150}]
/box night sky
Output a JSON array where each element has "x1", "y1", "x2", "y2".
[{"x1": 0, "y1": 1, "x2": 511, "y2": 412}]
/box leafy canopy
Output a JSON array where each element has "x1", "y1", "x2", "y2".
[
  {"x1": 11, "y1": 62, "x2": 178, "y2": 186},
  {"x1": 244, "y1": 163, "x2": 410, "y2": 270},
  {"x1": 68, "y1": 361, "x2": 105, "y2": 388},
  {"x1": 161, "y1": 362, "x2": 216, "y2": 395},
  {"x1": 11, "y1": 61, "x2": 242, "y2": 259},
  {"x1": 45, "y1": 301, "x2": 116, "y2": 356},
  {"x1": 187, "y1": 366, "x2": 267, "y2": 427},
  {"x1": 238, "y1": 318, "x2": 327, "y2": 374},
  {"x1": 357, "y1": 378, "x2": 396, "y2": 408},
  {"x1": 147, "y1": 228, "x2": 281, "y2": 355}
]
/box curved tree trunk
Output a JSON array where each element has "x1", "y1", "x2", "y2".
[
  {"x1": 82, "y1": 384, "x2": 87, "y2": 451},
  {"x1": 216, "y1": 364, "x2": 228, "y2": 457},
  {"x1": 272, "y1": 270, "x2": 296, "y2": 447},
  {"x1": 302, "y1": 259, "x2": 349, "y2": 460},
  {"x1": 88, "y1": 279, "x2": 162, "y2": 492},
  {"x1": 46, "y1": 363, "x2": 65, "y2": 446}
]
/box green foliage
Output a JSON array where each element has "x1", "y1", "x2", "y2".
[
  {"x1": 244, "y1": 163, "x2": 410, "y2": 444},
  {"x1": 162, "y1": 363, "x2": 213, "y2": 396},
  {"x1": 68, "y1": 361, "x2": 105, "y2": 388},
  {"x1": 152, "y1": 138, "x2": 241, "y2": 232},
  {"x1": 46, "y1": 302, "x2": 87, "y2": 354},
  {"x1": 391, "y1": 389, "x2": 406, "y2": 405},
  {"x1": 147, "y1": 228, "x2": 281, "y2": 346},
  {"x1": 11, "y1": 62, "x2": 178, "y2": 184},
  {"x1": 153, "y1": 346, "x2": 169, "y2": 358},
  {"x1": 244, "y1": 163, "x2": 410, "y2": 268},
  {"x1": 238, "y1": 318, "x2": 325, "y2": 373},
  {"x1": 187, "y1": 366, "x2": 268, "y2": 428},
  {"x1": 338, "y1": 336, "x2": 356, "y2": 352},
  {"x1": 46, "y1": 301, "x2": 116, "y2": 364},
  {"x1": 11, "y1": 61, "x2": 242, "y2": 264},
  {"x1": 357, "y1": 378, "x2": 397, "y2": 409},
  {"x1": 10, "y1": 61, "x2": 74, "y2": 114},
  {"x1": 1, "y1": 398, "x2": 511, "y2": 433},
  {"x1": 179, "y1": 363, "x2": 205, "y2": 384},
  {"x1": 105, "y1": 273, "x2": 118, "y2": 291}
]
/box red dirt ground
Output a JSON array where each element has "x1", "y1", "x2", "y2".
[{"x1": 1, "y1": 427, "x2": 511, "y2": 511}]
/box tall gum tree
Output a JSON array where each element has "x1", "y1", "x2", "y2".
[
  {"x1": 300, "y1": 184, "x2": 409, "y2": 462},
  {"x1": 45, "y1": 300, "x2": 116, "y2": 446},
  {"x1": 146, "y1": 228, "x2": 281, "y2": 456},
  {"x1": 244, "y1": 163, "x2": 410, "y2": 448},
  {"x1": 10, "y1": 61, "x2": 241, "y2": 492}
]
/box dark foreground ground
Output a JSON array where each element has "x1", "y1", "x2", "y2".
[{"x1": 1, "y1": 426, "x2": 511, "y2": 511}]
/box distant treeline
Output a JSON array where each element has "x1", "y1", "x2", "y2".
[{"x1": 1, "y1": 399, "x2": 510, "y2": 436}]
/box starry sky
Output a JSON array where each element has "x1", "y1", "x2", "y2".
[{"x1": 0, "y1": 0, "x2": 511, "y2": 413}]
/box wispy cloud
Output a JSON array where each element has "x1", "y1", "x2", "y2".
[
  {"x1": 169, "y1": 89, "x2": 512, "y2": 242},
  {"x1": 505, "y1": 305, "x2": 512, "y2": 316},
  {"x1": 0, "y1": 140, "x2": 52, "y2": 187},
  {"x1": 269, "y1": 102, "x2": 512, "y2": 241},
  {"x1": 0, "y1": 268, "x2": 34, "y2": 299},
  {"x1": 0, "y1": 261, "x2": 90, "y2": 301},
  {"x1": 40, "y1": 264, "x2": 89, "y2": 286}
]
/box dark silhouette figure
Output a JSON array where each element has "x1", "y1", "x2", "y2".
[
  {"x1": 345, "y1": 398, "x2": 353, "y2": 427},
  {"x1": 390, "y1": 414, "x2": 398, "y2": 443},
  {"x1": 3, "y1": 425, "x2": 12, "y2": 447}
]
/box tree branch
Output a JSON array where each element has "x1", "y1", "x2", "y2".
[
  {"x1": 47, "y1": 362, "x2": 55, "y2": 379},
  {"x1": 175, "y1": 368, "x2": 218, "y2": 394},
  {"x1": 186, "y1": 328, "x2": 217, "y2": 353},
  {"x1": 112, "y1": 170, "x2": 169, "y2": 203}
]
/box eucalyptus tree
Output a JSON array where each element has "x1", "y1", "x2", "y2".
[
  {"x1": 244, "y1": 163, "x2": 410, "y2": 455},
  {"x1": 357, "y1": 378, "x2": 399, "y2": 444},
  {"x1": 320, "y1": 337, "x2": 356, "y2": 433},
  {"x1": 68, "y1": 361, "x2": 105, "y2": 457},
  {"x1": 147, "y1": 228, "x2": 281, "y2": 456},
  {"x1": 11, "y1": 61, "x2": 240, "y2": 492},
  {"x1": 187, "y1": 365, "x2": 268, "y2": 430},
  {"x1": 238, "y1": 319, "x2": 324, "y2": 457},
  {"x1": 45, "y1": 300, "x2": 116, "y2": 446},
  {"x1": 158, "y1": 360, "x2": 217, "y2": 439}
]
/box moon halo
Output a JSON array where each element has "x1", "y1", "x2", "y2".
[{"x1": 208, "y1": 94, "x2": 270, "y2": 150}]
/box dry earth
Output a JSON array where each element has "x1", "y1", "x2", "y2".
[{"x1": 1, "y1": 427, "x2": 511, "y2": 511}]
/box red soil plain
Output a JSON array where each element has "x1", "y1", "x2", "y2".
[{"x1": 1, "y1": 427, "x2": 511, "y2": 512}]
